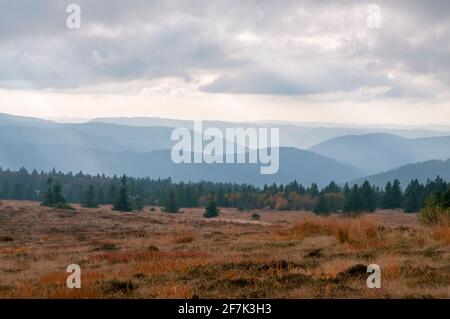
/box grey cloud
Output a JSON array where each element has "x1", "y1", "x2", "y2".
[
  {"x1": 0, "y1": 0, "x2": 448, "y2": 100},
  {"x1": 201, "y1": 65, "x2": 391, "y2": 96}
]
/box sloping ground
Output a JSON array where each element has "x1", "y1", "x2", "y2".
[{"x1": 0, "y1": 201, "x2": 448, "y2": 298}]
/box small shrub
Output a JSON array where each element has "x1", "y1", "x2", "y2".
[
  {"x1": 336, "y1": 227, "x2": 350, "y2": 243},
  {"x1": 304, "y1": 248, "x2": 322, "y2": 258},
  {"x1": 433, "y1": 226, "x2": 450, "y2": 244},
  {"x1": 0, "y1": 236, "x2": 13, "y2": 242},
  {"x1": 54, "y1": 202, "x2": 75, "y2": 210},
  {"x1": 131, "y1": 196, "x2": 144, "y2": 211},
  {"x1": 102, "y1": 279, "x2": 136, "y2": 294},
  {"x1": 290, "y1": 219, "x2": 333, "y2": 240},
  {"x1": 419, "y1": 206, "x2": 450, "y2": 226},
  {"x1": 171, "y1": 233, "x2": 195, "y2": 244},
  {"x1": 251, "y1": 213, "x2": 260, "y2": 221},
  {"x1": 148, "y1": 245, "x2": 160, "y2": 252},
  {"x1": 334, "y1": 219, "x2": 380, "y2": 247},
  {"x1": 92, "y1": 243, "x2": 118, "y2": 251}
]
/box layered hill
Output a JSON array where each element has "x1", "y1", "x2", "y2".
[
  {"x1": 310, "y1": 133, "x2": 450, "y2": 174},
  {"x1": 0, "y1": 142, "x2": 363, "y2": 187},
  {"x1": 351, "y1": 159, "x2": 450, "y2": 188}
]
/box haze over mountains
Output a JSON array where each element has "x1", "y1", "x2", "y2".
[
  {"x1": 91, "y1": 117, "x2": 450, "y2": 149},
  {"x1": 1, "y1": 112, "x2": 450, "y2": 187},
  {"x1": 310, "y1": 133, "x2": 450, "y2": 175},
  {"x1": 351, "y1": 159, "x2": 450, "y2": 188}
]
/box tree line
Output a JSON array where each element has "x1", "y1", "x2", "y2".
[{"x1": 0, "y1": 167, "x2": 448, "y2": 214}]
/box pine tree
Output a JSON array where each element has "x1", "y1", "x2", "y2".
[
  {"x1": 383, "y1": 182, "x2": 393, "y2": 208},
  {"x1": 164, "y1": 190, "x2": 179, "y2": 213},
  {"x1": 52, "y1": 183, "x2": 65, "y2": 204},
  {"x1": 41, "y1": 177, "x2": 54, "y2": 207},
  {"x1": 132, "y1": 196, "x2": 144, "y2": 211},
  {"x1": 306, "y1": 183, "x2": 319, "y2": 197},
  {"x1": 323, "y1": 181, "x2": 340, "y2": 193},
  {"x1": 204, "y1": 195, "x2": 220, "y2": 218},
  {"x1": 107, "y1": 184, "x2": 117, "y2": 204},
  {"x1": 442, "y1": 187, "x2": 450, "y2": 209},
  {"x1": 113, "y1": 175, "x2": 131, "y2": 212},
  {"x1": 52, "y1": 182, "x2": 70, "y2": 208},
  {"x1": 314, "y1": 191, "x2": 330, "y2": 215},
  {"x1": 346, "y1": 185, "x2": 363, "y2": 217},
  {"x1": 83, "y1": 184, "x2": 98, "y2": 208},
  {"x1": 404, "y1": 179, "x2": 424, "y2": 213},
  {"x1": 97, "y1": 189, "x2": 105, "y2": 205},
  {"x1": 343, "y1": 183, "x2": 351, "y2": 212},
  {"x1": 360, "y1": 180, "x2": 376, "y2": 212},
  {"x1": 1, "y1": 180, "x2": 10, "y2": 199},
  {"x1": 391, "y1": 180, "x2": 403, "y2": 208},
  {"x1": 12, "y1": 182, "x2": 23, "y2": 200}
]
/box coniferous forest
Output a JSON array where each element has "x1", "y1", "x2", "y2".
[{"x1": 0, "y1": 167, "x2": 448, "y2": 214}]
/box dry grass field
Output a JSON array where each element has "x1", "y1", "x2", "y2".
[{"x1": 0, "y1": 200, "x2": 449, "y2": 299}]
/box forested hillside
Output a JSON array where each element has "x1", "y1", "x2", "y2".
[{"x1": 1, "y1": 167, "x2": 447, "y2": 214}]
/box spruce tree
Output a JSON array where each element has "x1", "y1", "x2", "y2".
[
  {"x1": 404, "y1": 179, "x2": 423, "y2": 213},
  {"x1": 164, "y1": 190, "x2": 179, "y2": 213},
  {"x1": 360, "y1": 180, "x2": 376, "y2": 212},
  {"x1": 113, "y1": 175, "x2": 131, "y2": 212},
  {"x1": 204, "y1": 195, "x2": 220, "y2": 218},
  {"x1": 107, "y1": 184, "x2": 117, "y2": 204},
  {"x1": 1, "y1": 180, "x2": 10, "y2": 199},
  {"x1": 391, "y1": 180, "x2": 403, "y2": 208},
  {"x1": 343, "y1": 183, "x2": 351, "y2": 212},
  {"x1": 52, "y1": 183, "x2": 70, "y2": 208},
  {"x1": 41, "y1": 177, "x2": 54, "y2": 207},
  {"x1": 314, "y1": 191, "x2": 330, "y2": 215},
  {"x1": 83, "y1": 184, "x2": 98, "y2": 208},
  {"x1": 132, "y1": 196, "x2": 144, "y2": 211},
  {"x1": 346, "y1": 185, "x2": 363, "y2": 217},
  {"x1": 324, "y1": 181, "x2": 340, "y2": 193},
  {"x1": 306, "y1": 183, "x2": 319, "y2": 197},
  {"x1": 442, "y1": 187, "x2": 450, "y2": 209},
  {"x1": 97, "y1": 189, "x2": 105, "y2": 205},
  {"x1": 383, "y1": 182, "x2": 393, "y2": 208}
]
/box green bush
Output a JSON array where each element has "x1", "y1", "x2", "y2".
[{"x1": 418, "y1": 206, "x2": 450, "y2": 226}]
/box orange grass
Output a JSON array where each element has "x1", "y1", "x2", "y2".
[{"x1": 0, "y1": 201, "x2": 448, "y2": 299}]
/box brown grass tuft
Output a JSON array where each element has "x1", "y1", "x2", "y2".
[
  {"x1": 432, "y1": 226, "x2": 450, "y2": 244},
  {"x1": 170, "y1": 232, "x2": 196, "y2": 244}
]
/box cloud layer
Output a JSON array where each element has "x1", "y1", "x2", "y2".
[{"x1": 0, "y1": 0, "x2": 449, "y2": 101}]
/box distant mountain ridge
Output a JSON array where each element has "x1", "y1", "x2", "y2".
[
  {"x1": 2, "y1": 112, "x2": 450, "y2": 149},
  {"x1": 90, "y1": 116, "x2": 450, "y2": 149},
  {"x1": 0, "y1": 112, "x2": 56, "y2": 126},
  {"x1": 310, "y1": 133, "x2": 450, "y2": 174},
  {"x1": 0, "y1": 123, "x2": 176, "y2": 153},
  {"x1": 351, "y1": 159, "x2": 450, "y2": 188},
  {"x1": 0, "y1": 142, "x2": 363, "y2": 187},
  {"x1": 1, "y1": 112, "x2": 450, "y2": 187}
]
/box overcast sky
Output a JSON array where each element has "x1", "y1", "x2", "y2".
[{"x1": 0, "y1": 0, "x2": 449, "y2": 125}]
